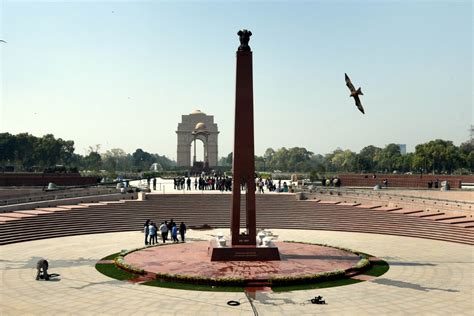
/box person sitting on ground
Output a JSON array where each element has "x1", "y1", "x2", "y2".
[{"x1": 36, "y1": 259, "x2": 49, "y2": 281}]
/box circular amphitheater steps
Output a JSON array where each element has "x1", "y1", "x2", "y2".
[{"x1": 0, "y1": 194, "x2": 472, "y2": 245}]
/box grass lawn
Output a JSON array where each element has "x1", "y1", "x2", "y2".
[{"x1": 364, "y1": 260, "x2": 390, "y2": 277}]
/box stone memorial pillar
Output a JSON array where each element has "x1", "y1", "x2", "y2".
[{"x1": 209, "y1": 30, "x2": 279, "y2": 261}]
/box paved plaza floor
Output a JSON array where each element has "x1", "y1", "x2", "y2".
[{"x1": 1, "y1": 229, "x2": 473, "y2": 315}]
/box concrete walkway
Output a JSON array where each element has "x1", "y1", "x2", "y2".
[{"x1": 1, "y1": 229, "x2": 472, "y2": 315}]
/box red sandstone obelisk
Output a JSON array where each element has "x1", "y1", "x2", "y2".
[
  {"x1": 231, "y1": 29, "x2": 257, "y2": 246},
  {"x1": 210, "y1": 30, "x2": 279, "y2": 261}
]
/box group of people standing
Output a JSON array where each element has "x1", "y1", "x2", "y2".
[
  {"x1": 174, "y1": 176, "x2": 233, "y2": 192},
  {"x1": 143, "y1": 219, "x2": 186, "y2": 245},
  {"x1": 255, "y1": 177, "x2": 283, "y2": 193}
]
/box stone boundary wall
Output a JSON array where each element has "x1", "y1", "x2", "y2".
[
  {"x1": 0, "y1": 173, "x2": 100, "y2": 186},
  {"x1": 0, "y1": 192, "x2": 138, "y2": 212},
  {"x1": 0, "y1": 188, "x2": 44, "y2": 199},
  {"x1": 338, "y1": 174, "x2": 474, "y2": 189}
]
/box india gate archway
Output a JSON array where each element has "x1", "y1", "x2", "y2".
[{"x1": 176, "y1": 110, "x2": 219, "y2": 168}]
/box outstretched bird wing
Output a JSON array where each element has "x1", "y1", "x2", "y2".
[
  {"x1": 353, "y1": 95, "x2": 365, "y2": 114},
  {"x1": 345, "y1": 73, "x2": 356, "y2": 92},
  {"x1": 0, "y1": 40, "x2": 6, "y2": 43}
]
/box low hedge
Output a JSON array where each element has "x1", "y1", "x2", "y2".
[
  {"x1": 113, "y1": 244, "x2": 165, "y2": 275},
  {"x1": 112, "y1": 240, "x2": 372, "y2": 287},
  {"x1": 114, "y1": 256, "x2": 145, "y2": 275},
  {"x1": 268, "y1": 269, "x2": 345, "y2": 286}
]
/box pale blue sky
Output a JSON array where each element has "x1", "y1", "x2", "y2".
[{"x1": 0, "y1": 0, "x2": 472, "y2": 161}]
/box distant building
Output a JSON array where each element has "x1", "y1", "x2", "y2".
[
  {"x1": 176, "y1": 110, "x2": 219, "y2": 167},
  {"x1": 398, "y1": 144, "x2": 407, "y2": 155}
]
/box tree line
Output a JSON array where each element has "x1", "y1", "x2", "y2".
[
  {"x1": 220, "y1": 139, "x2": 473, "y2": 175},
  {"x1": 1, "y1": 132, "x2": 472, "y2": 175},
  {"x1": 0, "y1": 133, "x2": 175, "y2": 173}
]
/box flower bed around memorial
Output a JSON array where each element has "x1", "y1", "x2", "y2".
[{"x1": 95, "y1": 240, "x2": 388, "y2": 291}]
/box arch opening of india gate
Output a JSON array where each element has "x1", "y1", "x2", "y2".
[{"x1": 176, "y1": 110, "x2": 219, "y2": 169}]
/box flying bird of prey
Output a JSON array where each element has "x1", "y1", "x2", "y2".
[{"x1": 345, "y1": 73, "x2": 365, "y2": 114}]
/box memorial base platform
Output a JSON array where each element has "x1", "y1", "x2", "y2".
[{"x1": 208, "y1": 244, "x2": 280, "y2": 261}]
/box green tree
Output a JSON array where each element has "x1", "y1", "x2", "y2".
[
  {"x1": 459, "y1": 141, "x2": 474, "y2": 171},
  {"x1": 270, "y1": 147, "x2": 289, "y2": 171},
  {"x1": 0, "y1": 133, "x2": 16, "y2": 163},
  {"x1": 414, "y1": 139, "x2": 461, "y2": 174},
  {"x1": 330, "y1": 149, "x2": 357, "y2": 172},
  {"x1": 357, "y1": 145, "x2": 382, "y2": 172},
  {"x1": 13, "y1": 133, "x2": 36, "y2": 167},
  {"x1": 132, "y1": 149, "x2": 153, "y2": 171},
  {"x1": 376, "y1": 144, "x2": 402, "y2": 172},
  {"x1": 83, "y1": 152, "x2": 102, "y2": 170},
  {"x1": 102, "y1": 148, "x2": 131, "y2": 172}
]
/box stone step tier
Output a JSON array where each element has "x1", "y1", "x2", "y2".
[{"x1": 0, "y1": 194, "x2": 472, "y2": 246}]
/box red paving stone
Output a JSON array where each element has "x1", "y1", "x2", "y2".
[
  {"x1": 128, "y1": 272, "x2": 156, "y2": 284},
  {"x1": 124, "y1": 241, "x2": 360, "y2": 281},
  {"x1": 245, "y1": 286, "x2": 273, "y2": 293}
]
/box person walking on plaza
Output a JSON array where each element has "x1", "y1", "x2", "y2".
[
  {"x1": 171, "y1": 223, "x2": 179, "y2": 243},
  {"x1": 187, "y1": 177, "x2": 191, "y2": 190},
  {"x1": 144, "y1": 219, "x2": 150, "y2": 245},
  {"x1": 159, "y1": 222, "x2": 168, "y2": 243},
  {"x1": 179, "y1": 221, "x2": 186, "y2": 242},
  {"x1": 152, "y1": 178, "x2": 157, "y2": 190}
]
